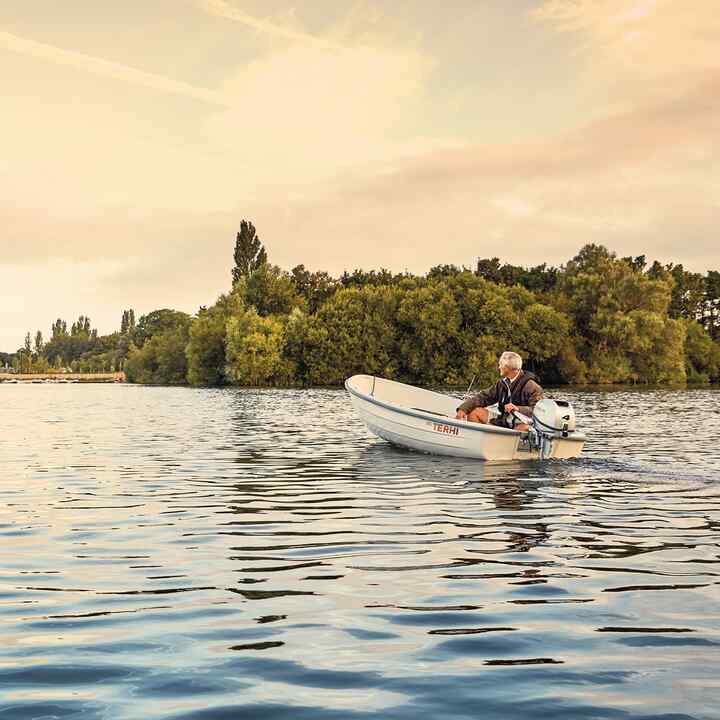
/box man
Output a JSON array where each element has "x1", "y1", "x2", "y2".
[{"x1": 455, "y1": 351, "x2": 543, "y2": 431}]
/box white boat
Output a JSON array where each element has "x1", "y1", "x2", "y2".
[{"x1": 345, "y1": 374, "x2": 586, "y2": 462}]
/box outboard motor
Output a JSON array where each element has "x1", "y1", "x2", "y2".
[
  {"x1": 532, "y1": 399, "x2": 576, "y2": 438},
  {"x1": 513, "y1": 399, "x2": 577, "y2": 459}
]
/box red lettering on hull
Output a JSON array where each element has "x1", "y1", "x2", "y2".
[{"x1": 432, "y1": 422, "x2": 459, "y2": 436}]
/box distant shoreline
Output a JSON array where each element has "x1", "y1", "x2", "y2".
[
  {"x1": 0, "y1": 372, "x2": 124, "y2": 383},
  {"x1": 3, "y1": 375, "x2": 712, "y2": 392}
]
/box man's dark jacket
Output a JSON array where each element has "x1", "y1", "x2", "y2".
[{"x1": 457, "y1": 371, "x2": 544, "y2": 418}]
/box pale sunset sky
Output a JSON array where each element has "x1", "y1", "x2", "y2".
[{"x1": 1, "y1": 0, "x2": 718, "y2": 350}]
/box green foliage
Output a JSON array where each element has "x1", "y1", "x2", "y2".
[
  {"x1": 120, "y1": 309, "x2": 136, "y2": 334},
  {"x1": 133, "y1": 309, "x2": 191, "y2": 348},
  {"x1": 7, "y1": 222, "x2": 720, "y2": 389},
  {"x1": 124, "y1": 312, "x2": 191, "y2": 384},
  {"x1": 291, "y1": 265, "x2": 337, "y2": 313},
  {"x1": 556, "y1": 244, "x2": 685, "y2": 384},
  {"x1": 225, "y1": 307, "x2": 295, "y2": 386},
  {"x1": 186, "y1": 296, "x2": 236, "y2": 386},
  {"x1": 71, "y1": 316, "x2": 93, "y2": 337},
  {"x1": 51, "y1": 319, "x2": 68, "y2": 339},
  {"x1": 520, "y1": 303, "x2": 572, "y2": 368},
  {"x1": 339, "y1": 268, "x2": 408, "y2": 288},
  {"x1": 476, "y1": 257, "x2": 559, "y2": 295},
  {"x1": 684, "y1": 321, "x2": 720, "y2": 383},
  {"x1": 232, "y1": 220, "x2": 267, "y2": 285},
  {"x1": 704, "y1": 271, "x2": 720, "y2": 339},
  {"x1": 283, "y1": 307, "x2": 310, "y2": 383},
  {"x1": 0, "y1": 351, "x2": 15, "y2": 370},
  {"x1": 396, "y1": 282, "x2": 462, "y2": 385},
  {"x1": 44, "y1": 317, "x2": 99, "y2": 367},
  {"x1": 426, "y1": 264, "x2": 465, "y2": 281},
  {"x1": 301, "y1": 286, "x2": 402, "y2": 386},
  {"x1": 124, "y1": 325, "x2": 190, "y2": 385},
  {"x1": 238, "y1": 264, "x2": 305, "y2": 317},
  {"x1": 34, "y1": 331, "x2": 43, "y2": 355},
  {"x1": 559, "y1": 244, "x2": 671, "y2": 332},
  {"x1": 627, "y1": 312, "x2": 686, "y2": 384}
]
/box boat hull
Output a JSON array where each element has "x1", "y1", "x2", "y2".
[{"x1": 346, "y1": 375, "x2": 585, "y2": 462}]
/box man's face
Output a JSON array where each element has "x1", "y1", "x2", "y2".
[{"x1": 498, "y1": 362, "x2": 517, "y2": 379}]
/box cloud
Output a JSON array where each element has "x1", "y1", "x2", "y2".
[
  {"x1": 3, "y1": 0, "x2": 718, "y2": 350},
  {"x1": 535, "y1": 0, "x2": 720, "y2": 94},
  {"x1": 203, "y1": 41, "x2": 437, "y2": 191},
  {"x1": 3, "y1": 63, "x2": 717, "y2": 272},
  {"x1": 196, "y1": 0, "x2": 415, "y2": 50},
  {"x1": 0, "y1": 29, "x2": 229, "y2": 106},
  {"x1": 197, "y1": 0, "x2": 342, "y2": 49},
  {"x1": 194, "y1": 1, "x2": 444, "y2": 192},
  {"x1": 243, "y1": 66, "x2": 720, "y2": 273}
]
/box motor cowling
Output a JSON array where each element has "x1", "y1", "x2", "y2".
[{"x1": 532, "y1": 399, "x2": 576, "y2": 437}]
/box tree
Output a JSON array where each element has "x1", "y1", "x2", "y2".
[
  {"x1": 291, "y1": 264, "x2": 338, "y2": 313},
  {"x1": 18, "y1": 333, "x2": 33, "y2": 373},
  {"x1": 231, "y1": 220, "x2": 267, "y2": 285},
  {"x1": 133, "y1": 309, "x2": 191, "y2": 347},
  {"x1": 0, "y1": 351, "x2": 16, "y2": 370},
  {"x1": 475, "y1": 257, "x2": 502, "y2": 284},
  {"x1": 556, "y1": 245, "x2": 684, "y2": 383},
  {"x1": 426, "y1": 264, "x2": 464, "y2": 281},
  {"x1": 519, "y1": 303, "x2": 572, "y2": 374},
  {"x1": 283, "y1": 307, "x2": 310, "y2": 384},
  {"x1": 71, "y1": 315, "x2": 92, "y2": 336},
  {"x1": 15, "y1": 237, "x2": 718, "y2": 388},
  {"x1": 622, "y1": 254, "x2": 647, "y2": 272},
  {"x1": 339, "y1": 268, "x2": 404, "y2": 288},
  {"x1": 648, "y1": 262, "x2": 706, "y2": 322},
  {"x1": 120, "y1": 309, "x2": 136, "y2": 334},
  {"x1": 124, "y1": 325, "x2": 190, "y2": 384},
  {"x1": 33, "y1": 330, "x2": 44, "y2": 355},
  {"x1": 684, "y1": 320, "x2": 720, "y2": 383},
  {"x1": 668, "y1": 265, "x2": 706, "y2": 321},
  {"x1": 224, "y1": 308, "x2": 295, "y2": 386},
  {"x1": 51, "y1": 319, "x2": 68, "y2": 340},
  {"x1": 186, "y1": 295, "x2": 237, "y2": 386},
  {"x1": 124, "y1": 310, "x2": 191, "y2": 384},
  {"x1": 704, "y1": 271, "x2": 720, "y2": 339},
  {"x1": 302, "y1": 286, "x2": 402, "y2": 386},
  {"x1": 239, "y1": 264, "x2": 305, "y2": 317},
  {"x1": 476, "y1": 257, "x2": 558, "y2": 295},
  {"x1": 396, "y1": 282, "x2": 462, "y2": 385}
]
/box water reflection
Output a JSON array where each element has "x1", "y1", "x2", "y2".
[{"x1": 0, "y1": 385, "x2": 719, "y2": 720}]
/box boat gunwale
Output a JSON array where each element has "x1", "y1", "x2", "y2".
[{"x1": 345, "y1": 375, "x2": 586, "y2": 444}]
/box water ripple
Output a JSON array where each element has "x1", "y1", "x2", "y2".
[{"x1": 1, "y1": 384, "x2": 719, "y2": 719}]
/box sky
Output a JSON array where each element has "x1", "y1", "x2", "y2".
[{"x1": 1, "y1": 0, "x2": 719, "y2": 350}]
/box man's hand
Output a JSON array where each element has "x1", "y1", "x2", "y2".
[
  {"x1": 455, "y1": 409, "x2": 467, "y2": 420},
  {"x1": 504, "y1": 403, "x2": 518, "y2": 414}
]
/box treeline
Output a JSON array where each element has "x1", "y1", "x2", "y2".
[
  {"x1": 5, "y1": 308, "x2": 185, "y2": 376},
  {"x1": 7, "y1": 220, "x2": 720, "y2": 386}
]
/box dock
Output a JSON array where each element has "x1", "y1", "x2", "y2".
[{"x1": 0, "y1": 372, "x2": 125, "y2": 383}]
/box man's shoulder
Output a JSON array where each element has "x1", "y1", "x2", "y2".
[{"x1": 524, "y1": 377, "x2": 544, "y2": 393}]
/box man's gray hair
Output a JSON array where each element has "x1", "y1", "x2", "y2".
[{"x1": 499, "y1": 351, "x2": 522, "y2": 371}]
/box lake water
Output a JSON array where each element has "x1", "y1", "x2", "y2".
[{"x1": 1, "y1": 384, "x2": 719, "y2": 719}]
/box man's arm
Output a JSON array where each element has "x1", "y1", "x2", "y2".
[
  {"x1": 514, "y1": 380, "x2": 544, "y2": 417},
  {"x1": 457, "y1": 384, "x2": 499, "y2": 415}
]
